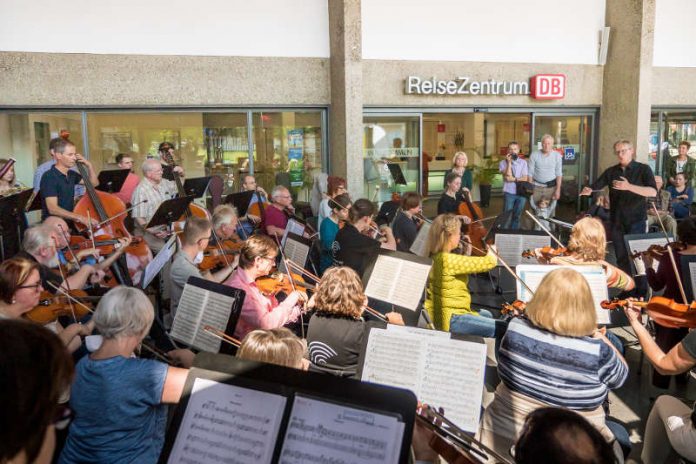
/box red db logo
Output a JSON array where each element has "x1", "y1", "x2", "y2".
[{"x1": 530, "y1": 74, "x2": 566, "y2": 100}]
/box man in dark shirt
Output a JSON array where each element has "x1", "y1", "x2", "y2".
[
  {"x1": 40, "y1": 138, "x2": 99, "y2": 227},
  {"x1": 581, "y1": 139, "x2": 657, "y2": 272}
]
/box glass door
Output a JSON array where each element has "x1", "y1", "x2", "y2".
[{"x1": 532, "y1": 113, "x2": 595, "y2": 221}]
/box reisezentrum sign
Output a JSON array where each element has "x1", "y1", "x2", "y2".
[{"x1": 405, "y1": 74, "x2": 566, "y2": 99}]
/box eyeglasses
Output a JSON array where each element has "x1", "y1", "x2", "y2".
[
  {"x1": 18, "y1": 282, "x2": 42, "y2": 291},
  {"x1": 52, "y1": 405, "x2": 74, "y2": 431}
]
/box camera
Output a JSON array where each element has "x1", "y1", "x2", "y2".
[{"x1": 511, "y1": 153, "x2": 519, "y2": 161}]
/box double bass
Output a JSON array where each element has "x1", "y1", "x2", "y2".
[
  {"x1": 159, "y1": 150, "x2": 210, "y2": 229},
  {"x1": 73, "y1": 161, "x2": 152, "y2": 286}
]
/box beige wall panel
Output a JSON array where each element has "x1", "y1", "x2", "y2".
[
  {"x1": 0, "y1": 52, "x2": 330, "y2": 106},
  {"x1": 651, "y1": 67, "x2": 696, "y2": 106},
  {"x1": 362, "y1": 60, "x2": 604, "y2": 107}
]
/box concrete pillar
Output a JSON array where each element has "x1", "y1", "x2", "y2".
[
  {"x1": 598, "y1": 0, "x2": 656, "y2": 173},
  {"x1": 328, "y1": 0, "x2": 364, "y2": 197}
]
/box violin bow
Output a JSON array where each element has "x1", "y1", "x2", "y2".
[
  {"x1": 651, "y1": 203, "x2": 688, "y2": 304},
  {"x1": 57, "y1": 224, "x2": 81, "y2": 270},
  {"x1": 203, "y1": 325, "x2": 242, "y2": 347},
  {"x1": 284, "y1": 258, "x2": 389, "y2": 323},
  {"x1": 272, "y1": 235, "x2": 305, "y2": 337},
  {"x1": 524, "y1": 210, "x2": 565, "y2": 248},
  {"x1": 45, "y1": 281, "x2": 95, "y2": 316},
  {"x1": 51, "y1": 238, "x2": 79, "y2": 322},
  {"x1": 209, "y1": 225, "x2": 232, "y2": 268},
  {"x1": 469, "y1": 243, "x2": 535, "y2": 297}
]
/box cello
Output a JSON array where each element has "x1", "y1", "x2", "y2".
[
  {"x1": 457, "y1": 190, "x2": 486, "y2": 256},
  {"x1": 159, "y1": 150, "x2": 210, "y2": 229},
  {"x1": 73, "y1": 161, "x2": 152, "y2": 286}
]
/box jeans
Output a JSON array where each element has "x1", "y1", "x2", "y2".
[
  {"x1": 503, "y1": 193, "x2": 527, "y2": 230},
  {"x1": 606, "y1": 420, "x2": 632, "y2": 460},
  {"x1": 449, "y1": 310, "x2": 509, "y2": 353}
]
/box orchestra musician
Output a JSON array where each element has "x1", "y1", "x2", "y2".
[
  {"x1": 480, "y1": 268, "x2": 630, "y2": 461},
  {"x1": 437, "y1": 171, "x2": 466, "y2": 215},
  {"x1": 0, "y1": 320, "x2": 74, "y2": 464},
  {"x1": 316, "y1": 175, "x2": 347, "y2": 236},
  {"x1": 33, "y1": 136, "x2": 85, "y2": 197},
  {"x1": 113, "y1": 153, "x2": 140, "y2": 205},
  {"x1": 580, "y1": 139, "x2": 657, "y2": 274},
  {"x1": 59, "y1": 286, "x2": 193, "y2": 464},
  {"x1": 169, "y1": 216, "x2": 236, "y2": 318},
  {"x1": 391, "y1": 191, "x2": 422, "y2": 253},
  {"x1": 211, "y1": 204, "x2": 242, "y2": 243},
  {"x1": 306, "y1": 266, "x2": 404, "y2": 378},
  {"x1": 224, "y1": 234, "x2": 307, "y2": 340},
  {"x1": 39, "y1": 138, "x2": 99, "y2": 228},
  {"x1": 236, "y1": 327, "x2": 309, "y2": 370},
  {"x1": 624, "y1": 298, "x2": 696, "y2": 463},
  {"x1": 261, "y1": 185, "x2": 295, "y2": 238},
  {"x1": 130, "y1": 159, "x2": 179, "y2": 252},
  {"x1": 424, "y1": 213, "x2": 496, "y2": 331},
  {"x1": 332, "y1": 198, "x2": 396, "y2": 276},
  {"x1": 641, "y1": 217, "x2": 696, "y2": 390},
  {"x1": 241, "y1": 174, "x2": 268, "y2": 221},
  {"x1": 533, "y1": 217, "x2": 635, "y2": 292},
  {"x1": 319, "y1": 193, "x2": 351, "y2": 274},
  {"x1": 0, "y1": 257, "x2": 93, "y2": 353},
  {"x1": 0, "y1": 158, "x2": 21, "y2": 194}
]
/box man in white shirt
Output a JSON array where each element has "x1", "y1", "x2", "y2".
[{"x1": 528, "y1": 133, "x2": 563, "y2": 216}]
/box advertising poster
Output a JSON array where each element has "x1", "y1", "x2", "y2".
[{"x1": 287, "y1": 129, "x2": 304, "y2": 187}]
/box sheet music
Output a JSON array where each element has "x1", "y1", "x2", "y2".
[
  {"x1": 170, "y1": 282, "x2": 238, "y2": 352},
  {"x1": 281, "y1": 237, "x2": 310, "y2": 273},
  {"x1": 516, "y1": 264, "x2": 611, "y2": 324},
  {"x1": 409, "y1": 222, "x2": 431, "y2": 257},
  {"x1": 361, "y1": 327, "x2": 486, "y2": 433},
  {"x1": 281, "y1": 219, "x2": 307, "y2": 246},
  {"x1": 494, "y1": 233, "x2": 550, "y2": 267},
  {"x1": 627, "y1": 237, "x2": 670, "y2": 255},
  {"x1": 140, "y1": 234, "x2": 177, "y2": 288},
  {"x1": 279, "y1": 394, "x2": 403, "y2": 464},
  {"x1": 167, "y1": 378, "x2": 286, "y2": 464},
  {"x1": 689, "y1": 263, "x2": 696, "y2": 302},
  {"x1": 364, "y1": 255, "x2": 431, "y2": 311}
]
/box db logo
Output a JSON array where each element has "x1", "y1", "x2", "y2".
[{"x1": 530, "y1": 74, "x2": 566, "y2": 100}]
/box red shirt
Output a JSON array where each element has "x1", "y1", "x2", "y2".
[{"x1": 261, "y1": 204, "x2": 288, "y2": 235}]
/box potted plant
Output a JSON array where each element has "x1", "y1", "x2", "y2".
[{"x1": 472, "y1": 158, "x2": 499, "y2": 207}]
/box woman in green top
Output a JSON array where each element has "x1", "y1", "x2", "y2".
[
  {"x1": 444, "y1": 151, "x2": 473, "y2": 192},
  {"x1": 424, "y1": 213, "x2": 496, "y2": 331}
]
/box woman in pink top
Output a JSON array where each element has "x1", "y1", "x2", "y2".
[{"x1": 224, "y1": 234, "x2": 307, "y2": 339}]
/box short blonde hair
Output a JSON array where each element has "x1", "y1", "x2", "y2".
[
  {"x1": 452, "y1": 151, "x2": 468, "y2": 167},
  {"x1": 525, "y1": 268, "x2": 596, "y2": 337},
  {"x1": 427, "y1": 214, "x2": 460, "y2": 256},
  {"x1": 237, "y1": 328, "x2": 306, "y2": 369},
  {"x1": 313, "y1": 267, "x2": 365, "y2": 319},
  {"x1": 568, "y1": 217, "x2": 606, "y2": 262}
]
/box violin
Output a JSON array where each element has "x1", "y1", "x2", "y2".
[
  {"x1": 501, "y1": 300, "x2": 526, "y2": 317},
  {"x1": 25, "y1": 290, "x2": 95, "y2": 324},
  {"x1": 630, "y1": 241, "x2": 686, "y2": 260},
  {"x1": 255, "y1": 271, "x2": 309, "y2": 297},
  {"x1": 69, "y1": 234, "x2": 143, "y2": 256},
  {"x1": 521, "y1": 246, "x2": 569, "y2": 260},
  {"x1": 457, "y1": 191, "x2": 486, "y2": 256},
  {"x1": 601, "y1": 296, "x2": 696, "y2": 329}
]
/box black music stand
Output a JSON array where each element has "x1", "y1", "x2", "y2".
[
  {"x1": 182, "y1": 177, "x2": 211, "y2": 198},
  {"x1": 387, "y1": 162, "x2": 408, "y2": 185},
  {"x1": 96, "y1": 169, "x2": 130, "y2": 194},
  {"x1": 0, "y1": 189, "x2": 32, "y2": 260},
  {"x1": 146, "y1": 196, "x2": 194, "y2": 232},
  {"x1": 223, "y1": 190, "x2": 255, "y2": 217},
  {"x1": 26, "y1": 190, "x2": 42, "y2": 213},
  {"x1": 482, "y1": 209, "x2": 514, "y2": 243}
]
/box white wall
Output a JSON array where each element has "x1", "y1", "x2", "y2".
[
  {"x1": 0, "y1": 0, "x2": 329, "y2": 58},
  {"x1": 362, "y1": 0, "x2": 606, "y2": 65},
  {"x1": 653, "y1": 0, "x2": 696, "y2": 67}
]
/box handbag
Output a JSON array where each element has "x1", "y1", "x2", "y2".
[{"x1": 515, "y1": 180, "x2": 535, "y2": 197}]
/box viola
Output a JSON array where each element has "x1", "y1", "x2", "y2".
[
  {"x1": 73, "y1": 161, "x2": 152, "y2": 286},
  {"x1": 457, "y1": 191, "x2": 486, "y2": 256},
  {"x1": 199, "y1": 239, "x2": 243, "y2": 271},
  {"x1": 521, "y1": 246, "x2": 569, "y2": 260},
  {"x1": 631, "y1": 242, "x2": 686, "y2": 260},
  {"x1": 25, "y1": 290, "x2": 95, "y2": 324},
  {"x1": 601, "y1": 296, "x2": 696, "y2": 329},
  {"x1": 501, "y1": 300, "x2": 526, "y2": 317},
  {"x1": 256, "y1": 271, "x2": 309, "y2": 297}
]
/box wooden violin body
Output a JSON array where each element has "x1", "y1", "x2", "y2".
[
  {"x1": 199, "y1": 239, "x2": 243, "y2": 271},
  {"x1": 457, "y1": 191, "x2": 486, "y2": 256},
  {"x1": 256, "y1": 272, "x2": 308, "y2": 297},
  {"x1": 601, "y1": 296, "x2": 696, "y2": 328},
  {"x1": 521, "y1": 246, "x2": 569, "y2": 260},
  {"x1": 631, "y1": 242, "x2": 686, "y2": 260},
  {"x1": 501, "y1": 300, "x2": 526, "y2": 317},
  {"x1": 25, "y1": 290, "x2": 93, "y2": 324}
]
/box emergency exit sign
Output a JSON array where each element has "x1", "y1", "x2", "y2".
[{"x1": 530, "y1": 74, "x2": 566, "y2": 100}]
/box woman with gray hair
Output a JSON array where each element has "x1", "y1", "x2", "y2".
[{"x1": 59, "y1": 286, "x2": 193, "y2": 464}]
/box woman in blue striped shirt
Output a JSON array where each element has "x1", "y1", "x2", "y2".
[{"x1": 479, "y1": 268, "x2": 629, "y2": 460}]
